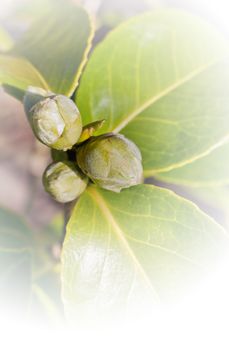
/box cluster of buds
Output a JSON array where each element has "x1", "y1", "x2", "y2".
[{"x1": 24, "y1": 87, "x2": 143, "y2": 203}]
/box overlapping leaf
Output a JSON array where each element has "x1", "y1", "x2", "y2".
[
  {"x1": 62, "y1": 185, "x2": 228, "y2": 319},
  {"x1": 0, "y1": 208, "x2": 63, "y2": 322},
  {"x1": 154, "y1": 140, "x2": 229, "y2": 187},
  {"x1": 12, "y1": 2, "x2": 94, "y2": 96},
  {"x1": 76, "y1": 10, "x2": 229, "y2": 173},
  {"x1": 0, "y1": 2, "x2": 94, "y2": 99},
  {"x1": 0, "y1": 54, "x2": 48, "y2": 93},
  {"x1": 0, "y1": 208, "x2": 33, "y2": 314}
]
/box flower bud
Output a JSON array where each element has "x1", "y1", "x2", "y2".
[
  {"x1": 76, "y1": 133, "x2": 143, "y2": 192},
  {"x1": 24, "y1": 88, "x2": 82, "y2": 150},
  {"x1": 43, "y1": 161, "x2": 88, "y2": 203}
]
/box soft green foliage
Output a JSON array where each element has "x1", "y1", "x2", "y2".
[
  {"x1": 12, "y1": 2, "x2": 94, "y2": 96},
  {"x1": 0, "y1": 55, "x2": 48, "y2": 92},
  {"x1": 76, "y1": 10, "x2": 229, "y2": 173},
  {"x1": 0, "y1": 208, "x2": 33, "y2": 313},
  {"x1": 0, "y1": 27, "x2": 13, "y2": 52},
  {"x1": 62, "y1": 185, "x2": 228, "y2": 319},
  {"x1": 0, "y1": 2, "x2": 94, "y2": 99},
  {"x1": 0, "y1": 207, "x2": 63, "y2": 321},
  {"x1": 155, "y1": 141, "x2": 229, "y2": 187},
  {"x1": 188, "y1": 186, "x2": 229, "y2": 226}
]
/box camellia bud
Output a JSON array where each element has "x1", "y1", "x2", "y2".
[
  {"x1": 76, "y1": 133, "x2": 143, "y2": 192},
  {"x1": 24, "y1": 87, "x2": 82, "y2": 150},
  {"x1": 43, "y1": 161, "x2": 88, "y2": 203}
]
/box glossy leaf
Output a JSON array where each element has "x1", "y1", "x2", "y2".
[
  {"x1": 0, "y1": 207, "x2": 63, "y2": 322},
  {"x1": 0, "y1": 208, "x2": 33, "y2": 314},
  {"x1": 155, "y1": 141, "x2": 229, "y2": 187},
  {"x1": 29, "y1": 271, "x2": 63, "y2": 324},
  {"x1": 13, "y1": 2, "x2": 94, "y2": 96},
  {"x1": 28, "y1": 214, "x2": 64, "y2": 323},
  {"x1": 187, "y1": 186, "x2": 229, "y2": 231},
  {"x1": 76, "y1": 10, "x2": 229, "y2": 173},
  {"x1": 0, "y1": 54, "x2": 49, "y2": 94},
  {"x1": 62, "y1": 184, "x2": 228, "y2": 320}
]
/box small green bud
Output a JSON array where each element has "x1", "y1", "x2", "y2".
[
  {"x1": 43, "y1": 161, "x2": 88, "y2": 203},
  {"x1": 76, "y1": 133, "x2": 143, "y2": 192},
  {"x1": 24, "y1": 87, "x2": 82, "y2": 150}
]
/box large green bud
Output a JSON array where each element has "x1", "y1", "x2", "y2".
[
  {"x1": 43, "y1": 161, "x2": 88, "y2": 203},
  {"x1": 24, "y1": 87, "x2": 82, "y2": 150},
  {"x1": 76, "y1": 133, "x2": 143, "y2": 192}
]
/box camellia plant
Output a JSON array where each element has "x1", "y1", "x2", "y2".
[{"x1": 1, "y1": 0, "x2": 229, "y2": 323}]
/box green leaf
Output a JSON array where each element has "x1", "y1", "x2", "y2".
[
  {"x1": 0, "y1": 208, "x2": 64, "y2": 322},
  {"x1": 61, "y1": 184, "x2": 228, "y2": 319},
  {"x1": 13, "y1": 2, "x2": 94, "y2": 96},
  {"x1": 12, "y1": 0, "x2": 57, "y2": 23},
  {"x1": 155, "y1": 141, "x2": 229, "y2": 187},
  {"x1": 185, "y1": 186, "x2": 229, "y2": 215},
  {"x1": 0, "y1": 54, "x2": 49, "y2": 95},
  {"x1": 0, "y1": 207, "x2": 33, "y2": 315},
  {"x1": 0, "y1": 27, "x2": 13, "y2": 52},
  {"x1": 28, "y1": 214, "x2": 64, "y2": 323},
  {"x1": 76, "y1": 10, "x2": 229, "y2": 173},
  {"x1": 172, "y1": 185, "x2": 229, "y2": 233},
  {"x1": 29, "y1": 271, "x2": 63, "y2": 324},
  {"x1": 78, "y1": 119, "x2": 106, "y2": 143}
]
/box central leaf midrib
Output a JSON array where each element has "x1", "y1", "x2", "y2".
[
  {"x1": 87, "y1": 187, "x2": 160, "y2": 302},
  {"x1": 112, "y1": 59, "x2": 221, "y2": 133}
]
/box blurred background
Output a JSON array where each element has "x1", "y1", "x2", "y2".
[{"x1": 1, "y1": 0, "x2": 229, "y2": 327}]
